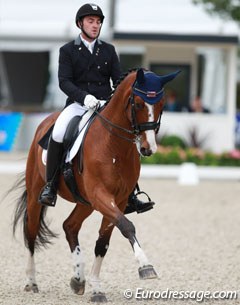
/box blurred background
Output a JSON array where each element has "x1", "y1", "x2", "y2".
[{"x1": 0, "y1": 0, "x2": 240, "y2": 158}]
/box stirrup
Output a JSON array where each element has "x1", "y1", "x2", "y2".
[
  {"x1": 134, "y1": 190, "x2": 155, "y2": 213},
  {"x1": 38, "y1": 183, "x2": 57, "y2": 207},
  {"x1": 124, "y1": 191, "x2": 155, "y2": 215},
  {"x1": 135, "y1": 190, "x2": 152, "y2": 202}
]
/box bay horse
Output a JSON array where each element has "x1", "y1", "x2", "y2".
[{"x1": 12, "y1": 68, "x2": 179, "y2": 302}]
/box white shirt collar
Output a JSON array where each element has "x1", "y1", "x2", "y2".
[{"x1": 80, "y1": 35, "x2": 96, "y2": 53}]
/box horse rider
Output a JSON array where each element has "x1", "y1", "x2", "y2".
[{"x1": 38, "y1": 3, "x2": 155, "y2": 214}]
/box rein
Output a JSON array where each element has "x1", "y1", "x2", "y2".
[
  {"x1": 94, "y1": 91, "x2": 162, "y2": 143},
  {"x1": 94, "y1": 106, "x2": 138, "y2": 143}
]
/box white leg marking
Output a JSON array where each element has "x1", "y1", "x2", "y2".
[
  {"x1": 25, "y1": 254, "x2": 37, "y2": 286},
  {"x1": 72, "y1": 246, "x2": 85, "y2": 281},
  {"x1": 133, "y1": 239, "x2": 149, "y2": 267},
  {"x1": 146, "y1": 104, "x2": 157, "y2": 153},
  {"x1": 89, "y1": 256, "x2": 104, "y2": 293}
]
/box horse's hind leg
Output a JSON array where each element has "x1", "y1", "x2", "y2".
[
  {"x1": 13, "y1": 186, "x2": 40, "y2": 293},
  {"x1": 24, "y1": 248, "x2": 38, "y2": 293},
  {"x1": 89, "y1": 217, "x2": 114, "y2": 303},
  {"x1": 23, "y1": 155, "x2": 56, "y2": 291},
  {"x1": 62, "y1": 204, "x2": 93, "y2": 295},
  {"x1": 14, "y1": 187, "x2": 43, "y2": 293}
]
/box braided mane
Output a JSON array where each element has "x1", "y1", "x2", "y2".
[{"x1": 107, "y1": 68, "x2": 139, "y2": 102}]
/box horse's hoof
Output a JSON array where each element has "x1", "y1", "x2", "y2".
[
  {"x1": 70, "y1": 277, "x2": 85, "y2": 295},
  {"x1": 91, "y1": 292, "x2": 107, "y2": 303},
  {"x1": 138, "y1": 265, "x2": 158, "y2": 279},
  {"x1": 24, "y1": 283, "x2": 39, "y2": 293}
]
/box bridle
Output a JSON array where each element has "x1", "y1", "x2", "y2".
[
  {"x1": 94, "y1": 82, "x2": 163, "y2": 143},
  {"x1": 129, "y1": 91, "x2": 162, "y2": 135}
]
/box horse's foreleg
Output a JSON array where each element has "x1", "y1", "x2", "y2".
[
  {"x1": 116, "y1": 214, "x2": 158, "y2": 280},
  {"x1": 63, "y1": 204, "x2": 93, "y2": 295},
  {"x1": 89, "y1": 217, "x2": 114, "y2": 303}
]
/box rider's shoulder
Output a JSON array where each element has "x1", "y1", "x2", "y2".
[
  {"x1": 98, "y1": 40, "x2": 116, "y2": 51},
  {"x1": 60, "y1": 40, "x2": 75, "y2": 51}
]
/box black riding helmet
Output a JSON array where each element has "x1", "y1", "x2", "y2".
[{"x1": 75, "y1": 3, "x2": 105, "y2": 28}]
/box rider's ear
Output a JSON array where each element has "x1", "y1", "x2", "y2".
[
  {"x1": 136, "y1": 69, "x2": 145, "y2": 84},
  {"x1": 78, "y1": 20, "x2": 82, "y2": 29}
]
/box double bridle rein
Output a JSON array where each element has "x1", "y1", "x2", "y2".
[{"x1": 94, "y1": 87, "x2": 162, "y2": 143}]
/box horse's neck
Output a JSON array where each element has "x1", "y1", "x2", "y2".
[
  {"x1": 99, "y1": 85, "x2": 136, "y2": 154},
  {"x1": 103, "y1": 89, "x2": 130, "y2": 128}
]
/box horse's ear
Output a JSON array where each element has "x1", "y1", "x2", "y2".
[
  {"x1": 160, "y1": 70, "x2": 181, "y2": 86},
  {"x1": 136, "y1": 68, "x2": 145, "y2": 84}
]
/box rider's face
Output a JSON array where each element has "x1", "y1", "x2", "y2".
[{"x1": 80, "y1": 15, "x2": 102, "y2": 41}]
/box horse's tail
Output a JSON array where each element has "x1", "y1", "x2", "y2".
[{"x1": 12, "y1": 172, "x2": 58, "y2": 251}]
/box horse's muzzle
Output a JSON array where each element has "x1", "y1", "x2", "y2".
[{"x1": 140, "y1": 147, "x2": 153, "y2": 156}]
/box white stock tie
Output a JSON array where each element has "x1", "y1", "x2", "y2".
[{"x1": 87, "y1": 42, "x2": 93, "y2": 54}]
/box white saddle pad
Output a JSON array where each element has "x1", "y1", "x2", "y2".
[
  {"x1": 41, "y1": 101, "x2": 106, "y2": 166},
  {"x1": 65, "y1": 108, "x2": 95, "y2": 163},
  {"x1": 41, "y1": 110, "x2": 93, "y2": 166}
]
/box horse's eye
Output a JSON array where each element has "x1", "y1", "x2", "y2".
[{"x1": 135, "y1": 103, "x2": 144, "y2": 110}]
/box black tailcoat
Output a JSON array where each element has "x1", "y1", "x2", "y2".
[{"x1": 58, "y1": 35, "x2": 121, "y2": 106}]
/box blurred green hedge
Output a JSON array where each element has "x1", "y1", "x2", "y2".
[
  {"x1": 141, "y1": 148, "x2": 240, "y2": 166},
  {"x1": 141, "y1": 135, "x2": 240, "y2": 166}
]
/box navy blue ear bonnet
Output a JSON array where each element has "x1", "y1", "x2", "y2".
[{"x1": 133, "y1": 69, "x2": 180, "y2": 105}]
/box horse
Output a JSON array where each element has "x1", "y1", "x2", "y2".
[{"x1": 12, "y1": 68, "x2": 179, "y2": 302}]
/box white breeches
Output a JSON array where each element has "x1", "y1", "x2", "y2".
[{"x1": 52, "y1": 102, "x2": 87, "y2": 143}]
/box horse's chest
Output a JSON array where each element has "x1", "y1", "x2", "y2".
[{"x1": 111, "y1": 154, "x2": 140, "y2": 181}]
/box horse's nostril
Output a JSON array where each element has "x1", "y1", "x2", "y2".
[
  {"x1": 141, "y1": 147, "x2": 152, "y2": 156},
  {"x1": 146, "y1": 150, "x2": 152, "y2": 156}
]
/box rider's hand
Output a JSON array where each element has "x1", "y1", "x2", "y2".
[{"x1": 84, "y1": 94, "x2": 99, "y2": 109}]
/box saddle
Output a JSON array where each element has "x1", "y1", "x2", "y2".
[
  {"x1": 38, "y1": 108, "x2": 101, "y2": 205},
  {"x1": 61, "y1": 113, "x2": 95, "y2": 206}
]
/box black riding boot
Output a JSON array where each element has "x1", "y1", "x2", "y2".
[
  {"x1": 124, "y1": 184, "x2": 155, "y2": 214},
  {"x1": 38, "y1": 137, "x2": 64, "y2": 207}
]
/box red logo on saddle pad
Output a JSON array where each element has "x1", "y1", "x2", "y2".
[{"x1": 147, "y1": 91, "x2": 157, "y2": 97}]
